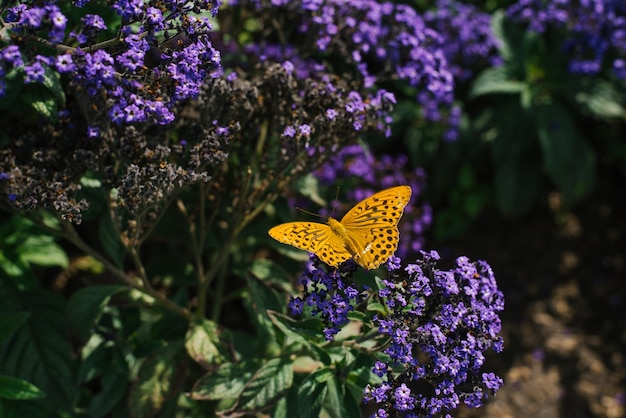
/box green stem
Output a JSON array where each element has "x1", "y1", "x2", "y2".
[{"x1": 47, "y1": 214, "x2": 191, "y2": 319}]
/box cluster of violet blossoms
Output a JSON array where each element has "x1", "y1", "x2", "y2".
[
  {"x1": 424, "y1": 0, "x2": 502, "y2": 83},
  {"x1": 419, "y1": 0, "x2": 502, "y2": 141},
  {"x1": 228, "y1": 0, "x2": 454, "y2": 107},
  {"x1": 315, "y1": 144, "x2": 432, "y2": 260},
  {"x1": 507, "y1": 0, "x2": 626, "y2": 78},
  {"x1": 0, "y1": 0, "x2": 222, "y2": 127},
  {"x1": 227, "y1": 0, "x2": 502, "y2": 141},
  {"x1": 289, "y1": 251, "x2": 504, "y2": 416}
]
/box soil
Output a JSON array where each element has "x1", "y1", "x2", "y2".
[{"x1": 442, "y1": 169, "x2": 626, "y2": 418}]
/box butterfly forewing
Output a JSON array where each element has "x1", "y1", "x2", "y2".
[{"x1": 339, "y1": 185, "x2": 412, "y2": 230}]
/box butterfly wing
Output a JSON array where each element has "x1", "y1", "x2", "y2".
[
  {"x1": 346, "y1": 226, "x2": 400, "y2": 269},
  {"x1": 268, "y1": 222, "x2": 352, "y2": 267},
  {"x1": 340, "y1": 185, "x2": 412, "y2": 229},
  {"x1": 339, "y1": 186, "x2": 411, "y2": 269}
]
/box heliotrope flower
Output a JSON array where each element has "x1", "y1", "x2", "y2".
[
  {"x1": 0, "y1": 0, "x2": 222, "y2": 124},
  {"x1": 507, "y1": 0, "x2": 626, "y2": 79},
  {"x1": 289, "y1": 250, "x2": 504, "y2": 416}
]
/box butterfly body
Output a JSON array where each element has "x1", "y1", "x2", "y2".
[{"x1": 268, "y1": 186, "x2": 412, "y2": 270}]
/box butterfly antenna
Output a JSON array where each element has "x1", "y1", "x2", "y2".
[
  {"x1": 295, "y1": 207, "x2": 324, "y2": 219},
  {"x1": 330, "y1": 186, "x2": 340, "y2": 218}
]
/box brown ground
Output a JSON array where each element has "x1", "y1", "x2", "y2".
[{"x1": 444, "y1": 169, "x2": 626, "y2": 417}]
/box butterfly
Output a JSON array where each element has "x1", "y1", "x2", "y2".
[{"x1": 268, "y1": 185, "x2": 412, "y2": 270}]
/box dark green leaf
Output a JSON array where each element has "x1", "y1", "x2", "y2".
[
  {"x1": 267, "y1": 311, "x2": 325, "y2": 345},
  {"x1": 323, "y1": 375, "x2": 344, "y2": 418},
  {"x1": 494, "y1": 151, "x2": 542, "y2": 217},
  {"x1": 0, "y1": 313, "x2": 29, "y2": 345},
  {"x1": 249, "y1": 259, "x2": 293, "y2": 293},
  {"x1": 575, "y1": 78, "x2": 625, "y2": 119},
  {"x1": 0, "y1": 288, "x2": 78, "y2": 410},
  {"x1": 340, "y1": 386, "x2": 362, "y2": 418},
  {"x1": 294, "y1": 174, "x2": 326, "y2": 206},
  {"x1": 0, "y1": 399, "x2": 49, "y2": 418},
  {"x1": 236, "y1": 357, "x2": 293, "y2": 412},
  {"x1": 346, "y1": 310, "x2": 367, "y2": 322},
  {"x1": 190, "y1": 360, "x2": 257, "y2": 401},
  {"x1": 89, "y1": 369, "x2": 127, "y2": 418},
  {"x1": 77, "y1": 343, "x2": 109, "y2": 384},
  {"x1": 244, "y1": 275, "x2": 283, "y2": 355},
  {"x1": 0, "y1": 376, "x2": 45, "y2": 400},
  {"x1": 66, "y1": 285, "x2": 125, "y2": 342},
  {"x1": 98, "y1": 215, "x2": 126, "y2": 268},
  {"x1": 17, "y1": 236, "x2": 68, "y2": 268},
  {"x1": 469, "y1": 67, "x2": 524, "y2": 99},
  {"x1": 128, "y1": 343, "x2": 183, "y2": 418},
  {"x1": 24, "y1": 87, "x2": 57, "y2": 121},
  {"x1": 185, "y1": 319, "x2": 226, "y2": 369},
  {"x1": 296, "y1": 368, "x2": 332, "y2": 418},
  {"x1": 535, "y1": 103, "x2": 596, "y2": 202}
]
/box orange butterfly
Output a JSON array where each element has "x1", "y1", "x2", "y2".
[{"x1": 268, "y1": 186, "x2": 411, "y2": 270}]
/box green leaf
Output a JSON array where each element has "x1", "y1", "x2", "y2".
[
  {"x1": 17, "y1": 236, "x2": 68, "y2": 268},
  {"x1": 267, "y1": 311, "x2": 325, "y2": 345},
  {"x1": 0, "y1": 67, "x2": 25, "y2": 110},
  {"x1": 0, "y1": 288, "x2": 78, "y2": 410},
  {"x1": 0, "y1": 376, "x2": 45, "y2": 400},
  {"x1": 323, "y1": 375, "x2": 344, "y2": 418},
  {"x1": 0, "y1": 399, "x2": 49, "y2": 418},
  {"x1": 66, "y1": 285, "x2": 125, "y2": 342},
  {"x1": 0, "y1": 313, "x2": 30, "y2": 345},
  {"x1": 236, "y1": 357, "x2": 293, "y2": 412},
  {"x1": 20, "y1": 65, "x2": 64, "y2": 122},
  {"x1": 339, "y1": 385, "x2": 362, "y2": 418},
  {"x1": 128, "y1": 343, "x2": 183, "y2": 418},
  {"x1": 98, "y1": 215, "x2": 126, "y2": 268},
  {"x1": 575, "y1": 78, "x2": 625, "y2": 119},
  {"x1": 494, "y1": 150, "x2": 542, "y2": 217},
  {"x1": 190, "y1": 360, "x2": 257, "y2": 401},
  {"x1": 244, "y1": 275, "x2": 283, "y2": 355},
  {"x1": 23, "y1": 87, "x2": 58, "y2": 122},
  {"x1": 88, "y1": 369, "x2": 127, "y2": 418},
  {"x1": 294, "y1": 174, "x2": 326, "y2": 206},
  {"x1": 535, "y1": 103, "x2": 596, "y2": 202},
  {"x1": 468, "y1": 67, "x2": 525, "y2": 99},
  {"x1": 365, "y1": 302, "x2": 387, "y2": 315},
  {"x1": 185, "y1": 319, "x2": 226, "y2": 369},
  {"x1": 77, "y1": 342, "x2": 109, "y2": 384},
  {"x1": 249, "y1": 259, "x2": 293, "y2": 293},
  {"x1": 296, "y1": 367, "x2": 332, "y2": 418}
]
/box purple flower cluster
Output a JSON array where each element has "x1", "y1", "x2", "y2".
[
  {"x1": 288, "y1": 250, "x2": 504, "y2": 415},
  {"x1": 289, "y1": 258, "x2": 364, "y2": 340},
  {"x1": 227, "y1": 0, "x2": 454, "y2": 103},
  {"x1": 315, "y1": 144, "x2": 432, "y2": 260},
  {"x1": 1, "y1": 0, "x2": 222, "y2": 125},
  {"x1": 507, "y1": 0, "x2": 626, "y2": 79},
  {"x1": 417, "y1": 0, "x2": 502, "y2": 141},
  {"x1": 364, "y1": 251, "x2": 504, "y2": 417},
  {"x1": 424, "y1": 0, "x2": 503, "y2": 83}
]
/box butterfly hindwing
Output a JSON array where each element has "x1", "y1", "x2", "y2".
[
  {"x1": 345, "y1": 226, "x2": 400, "y2": 270},
  {"x1": 268, "y1": 222, "x2": 351, "y2": 267},
  {"x1": 315, "y1": 235, "x2": 352, "y2": 267},
  {"x1": 340, "y1": 185, "x2": 411, "y2": 230}
]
